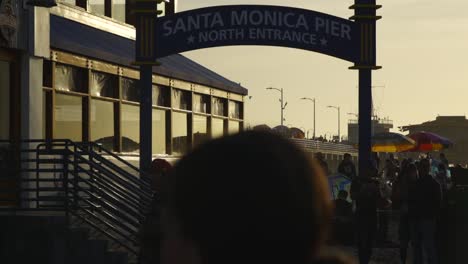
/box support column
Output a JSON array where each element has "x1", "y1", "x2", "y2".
[
  {"x1": 139, "y1": 65, "x2": 153, "y2": 172},
  {"x1": 350, "y1": 0, "x2": 382, "y2": 177},
  {"x1": 358, "y1": 69, "x2": 372, "y2": 173}
]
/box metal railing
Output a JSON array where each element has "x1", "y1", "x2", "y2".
[
  {"x1": 291, "y1": 138, "x2": 358, "y2": 154},
  {"x1": 0, "y1": 139, "x2": 155, "y2": 260}
]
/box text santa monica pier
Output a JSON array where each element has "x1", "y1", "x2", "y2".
[{"x1": 154, "y1": 5, "x2": 360, "y2": 63}]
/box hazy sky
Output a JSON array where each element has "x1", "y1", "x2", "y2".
[{"x1": 176, "y1": 0, "x2": 468, "y2": 139}]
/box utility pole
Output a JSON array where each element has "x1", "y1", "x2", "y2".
[
  {"x1": 327, "y1": 105, "x2": 341, "y2": 141},
  {"x1": 300, "y1": 97, "x2": 316, "y2": 139},
  {"x1": 266, "y1": 87, "x2": 287, "y2": 126}
]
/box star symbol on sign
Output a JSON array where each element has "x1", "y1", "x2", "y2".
[
  {"x1": 320, "y1": 38, "x2": 328, "y2": 46},
  {"x1": 187, "y1": 35, "x2": 195, "y2": 44}
]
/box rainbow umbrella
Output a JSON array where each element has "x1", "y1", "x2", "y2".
[
  {"x1": 371, "y1": 132, "x2": 416, "y2": 153},
  {"x1": 407, "y1": 131, "x2": 453, "y2": 152}
]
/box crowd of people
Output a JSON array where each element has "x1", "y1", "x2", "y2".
[
  {"x1": 139, "y1": 131, "x2": 454, "y2": 264},
  {"x1": 333, "y1": 152, "x2": 452, "y2": 264}
]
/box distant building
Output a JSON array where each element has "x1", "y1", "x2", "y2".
[
  {"x1": 347, "y1": 117, "x2": 393, "y2": 145},
  {"x1": 400, "y1": 116, "x2": 468, "y2": 165}
]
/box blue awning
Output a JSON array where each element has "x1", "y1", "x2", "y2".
[{"x1": 50, "y1": 15, "x2": 248, "y2": 95}]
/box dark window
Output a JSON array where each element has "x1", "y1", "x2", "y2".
[
  {"x1": 54, "y1": 63, "x2": 87, "y2": 93},
  {"x1": 172, "y1": 89, "x2": 191, "y2": 110},
  {"x1": 229, "y1": 101, "x2": 242, "y2": 119},
  {"x1": 122, "y1": 78, "x2": 139, "y2": 102},
  {"x1": 193, "y1": 93, "x2": 210, "y2": 113},
  {"x1": 213, "y1": 97, "x2": 227, "y2": 116},
  {"x1": 152, "y1": 85, "x2": 170, "y2": 107},
  {"x1": 90, "y1": 71, "x2": 117, "y2": 98}
]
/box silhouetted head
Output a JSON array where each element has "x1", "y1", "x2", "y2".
[
  {"x1": 149, "y1": 158, "x2": 172, "y2": 192},
  {"x1": 315, "y1": 152, "x2": 325, "y2": 160},
  {"x1": 440, "y1": 153, "x2": 446, "y2": 159},
  {"x1": 162, "y1": 131, "x2": 332, "y2": 264},
  {"x1": 343, "y1": 153, "x2": 351, "y2": 161},
  {"x1": 419, "y1": 158, "x2": 431, "y2": 176}
]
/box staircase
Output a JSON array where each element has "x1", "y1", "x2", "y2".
[{"x1": 0, "y1": 140, "x2": 156, "y2": 264}]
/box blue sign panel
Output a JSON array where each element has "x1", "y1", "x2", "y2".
[{"x1": 154, "y1": 5, "x2": 360, "y2": 63}]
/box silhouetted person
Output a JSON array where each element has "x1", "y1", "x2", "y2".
[
  {"x1": 161, "y1": 131, "x2": 351, "y2": 264},
  {"x1": 338, "y1": 153, "x2": 357, "y2": 180},
  {"x1": 334, "y1": 190, "x2": 353, "y2": 245},
  {"x1": 439, "y1": 153, "x2": 449, "y2": 168},
  {"x1": 139, "y1": 159, "x2": 172, "y2": 264},
  {"x1": 351, "y1": 166, "x2": 381, "y2": 264},
  {"x1": 414, "y1": 159, "x2": 442, "y2": 264},
  {"x1": 396, "y1": 163, "x2": 419, "y2": 264}
]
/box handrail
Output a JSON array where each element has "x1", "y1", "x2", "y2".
[
  {"x1": 81, "y1": 141, "x2": 152, "y2": 183},
  {"x1": 0, "y1": 139, "x2": 156, "y2": 260}
]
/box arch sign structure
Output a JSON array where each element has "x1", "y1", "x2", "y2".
[{"x1": 133, "y1": 0, "x2": 382, "y2": 176}]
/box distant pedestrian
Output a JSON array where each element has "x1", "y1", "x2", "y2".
[
  {"x1": 352, "y1": 166, "x2": 381, "y2": 264},
  {"x1": 338, "y1": 153, "x2": 357, "y2": 180},
  {"x1": 397, "y1": 163, "x2": 419, "y2": 264},
  {"x1": 139, "y1": 158, "x2": 172, "y2": 264},
  {"x1": 439, "y1": 153, "x2": 449, "y2": 168},
  {"x1": 413, "y1": 159, "x2": 442, "y2": 264},
  {"x1": 334, "y1": 190, "x2": 353, "y2": 245}
]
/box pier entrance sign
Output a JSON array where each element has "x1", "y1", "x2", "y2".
[
  {"x1": 151, "y1": 6, "x2": 359, "y2": 63},
  {"x1": 134, "y1": 1, "x2": 381, "y2": 176}
]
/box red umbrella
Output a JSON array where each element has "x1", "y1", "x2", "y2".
[{"x1": 407, "y1": 131, "x2": 453, "y2": 152}]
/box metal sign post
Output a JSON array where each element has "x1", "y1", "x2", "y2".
[
  {"x1": 350, "y1": 0, "x2": 382, "y2": 176},
  {"x1": 134, "y1": 0, "x2": 161, "y2": 173}
]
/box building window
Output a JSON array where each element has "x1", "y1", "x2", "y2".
[
  {"x1": 213, "y1": 97, "x2": 227, "y2": 116},
  {"x1": 122, "y1": 104, "x2": 140, "y2": 153},
  {"x1": 89, "y1": 0, "x2": 105, "y2": 16},
  {"x1": 122, "y1": 78, "x2": 139, "y2": 102},
  {"x1": 193, "y1": 93, "x2": 209, "y2": 113},
  {"x1": 229, "y1": 101, "x2": 242, "y2": 119},
  {"x1": 152, "y1": 85, "x2": 170, "y2": 107},
  {"x1": 173, "y1": 112, "x2": 188, "y2": 155},
  {"x1": 113, "y1": 0, "x2": 126, "y2": 23},
  {"x1": 228, "y1": 121, "x2": 240, "y2": 135},
  {"x1": 58, "y1": 0, "x2": 76, "y2": 6},
  {"x1": 172, "y1": 89, "x2": 191, "y2": 110},
  {"x1": 91, "y1": 100, "x2": 115, "y2": 150},
  {"x1": 54, "y1": 93, "x2": 83, "y2": 141},
  {"x1": 91, "y1": 71, "x2": 117, "y2": 98},
  {"x1": 54, "y1": 63, "x2": 87, "y2": 93},
  {"x1": 152, "y1": 109, "x2": 166, "y2": 154},
  {"x1": 212, "y1": 118, "x2": 224, "y2": 138},
  {"x1": 193, "y1": 115, "x2": 208, "y2": 146}
]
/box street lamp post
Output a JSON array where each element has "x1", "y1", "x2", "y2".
[
  {"x1": 327, "y1": 105, "x2": 341, "y2": 142},
  {"x1": 266, "y1": 87, "x2": 287, "y2": 126},
  {"x1": 300, "y1": 97, "x2": 316, "y2": 139}
]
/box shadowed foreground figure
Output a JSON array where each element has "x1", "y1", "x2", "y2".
[{"x1": 159, "y1": 131, "x2": 353, "y2": 264}]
